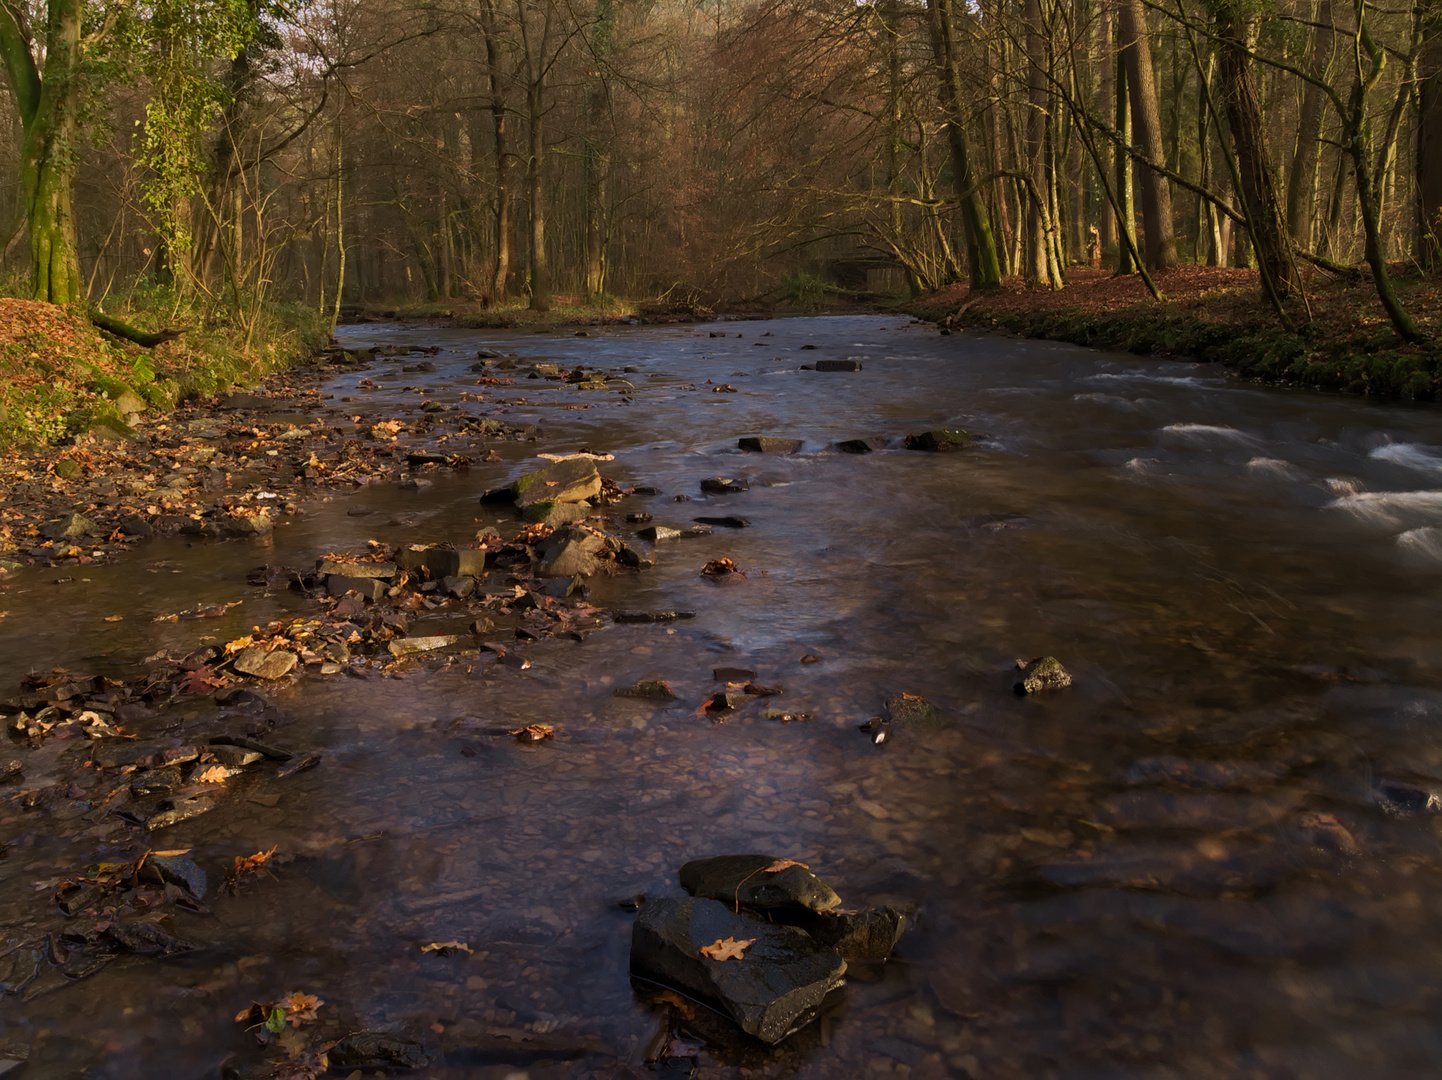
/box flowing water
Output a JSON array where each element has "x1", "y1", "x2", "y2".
[{"x1": 4, "y1": 314, "x2": 1442, "y2": 1079}]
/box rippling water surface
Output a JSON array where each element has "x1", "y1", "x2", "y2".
[{"x1": 4, "y1": 315, "x2": 1442, "y2": 1079}]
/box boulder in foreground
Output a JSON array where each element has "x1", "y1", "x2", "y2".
[
  {"x1": 630, "y1": 896, "x2": 846, "y2": 1044},
  {"x1": 680, "y1": 853, "x2": 842, "y2": 913}
]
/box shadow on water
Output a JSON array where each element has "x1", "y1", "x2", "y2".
[{"x1": 3, "y1": 315, "x2": 1442, "y2": 1077}]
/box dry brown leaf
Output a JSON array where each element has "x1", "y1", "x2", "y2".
[
  {"x1": 762, "y1": 858, "x2": 808, "y2": 874},
  {"x1": 699, "y1": 936, "x2": 755, "y2": 961},
  {"x1": 654, "y1": 990, "x2": 695, "y2": 1019},
  {"x1": 195, "y1": 765, "x2": 231, "y2": 783},
  {"x1": 421, "y1": 940, "x2": 474, "y2": 956},
  {"x1": 103, "y1": 614, "x2": 124, "y2": 622}
]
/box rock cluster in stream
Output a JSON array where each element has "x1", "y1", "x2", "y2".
[{"x1": 629, "y1": 854, "x2": 908, "y2": 1045}]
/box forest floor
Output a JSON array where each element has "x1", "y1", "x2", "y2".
[{"x1": 903, "y1": 265, "x2": 1442, "y2": 399}]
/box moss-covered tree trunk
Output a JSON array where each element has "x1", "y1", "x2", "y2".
[{"x1": 1, "y1": 0, "x2": 84, "y2": 305}]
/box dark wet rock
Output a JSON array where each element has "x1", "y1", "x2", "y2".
[
  {"x1": 211, "y1": 737, "x2": 292, "y2": 763},
  {"x1": 700, "y1": 477, "x2": 749, "y2": 495},
  {"x1": 1014, "y1": 656, "x2": 1072, "y2": 694},
  {"x1": 317, "y1": 558, "x2": 396, "y2": 579},
  {"x1": 214, "y1": 686, "x2": 266, "y2": 707},
  {"x1": 329, "y1": 1032, "x2": 431, "y2": 1071},
  {"x1": 513, "y1": 457, "x2": 602, "y2": 507},
  {"x1": 542, "y1": 575, "x2": 584, "y2": 599},
  {"x1": 611, "y1": 610, "x2": 696, "y2": 623},
  {"x1": 616, "y1": 679, "x2": 677, "y2": 702},
  {"x1": 118, "y1": 513, "x2": 155, "y2": 536},
  {"x1": 401, "y1": 361, "x2": 436, "y2": 372},
  {"x1": 738, "y1": 437, "x2": 803, "y2": 454},
  {"x1": 694, "y1": 515, "x2": 750, "y2": 528},
  {"x1": 328, "y1": 575, "x2": 385, "y2": 602},
  {"x1": 208, "y1": 744, "x2": 264, "y2": 767},
  {"x1": 904, "y1": 429, "x2": 974, "y2": 452},
  {"x1": 470, "y1": 616, "x2": 497, "y2": 636},
  {"x1": 60, "y1": 948, "x2": 115, "y2": 980},
  {"x1": 1125, "y1": 756, "x2": 1290, "y2": 789},
  {"x1": 626, "y1": 512, "x2": 653, "y2": 524},
  {"x1": 277, "y1": 752, "x2": 323, "y2": 779},
  {"x1": 53, "y1": 458, "x2": 84, "y2": 479},
  {"x1": 813, "y1": 359, "x2": 862, "y2": 372},
  {"x1": 885, "y1": 691, "x2": 937, "y2": 726},
  {"x1": 145, "y1": 796, "x2": 216, "y2": 831},
  {"x1": 223, "y1": 513, "x2": 273, "y2": 537},
  {"x1": 800, "y1": 344, "x2": 817, "y2": 350},
  {"x1": 538, "y1": 528, "x2": 606, "y2": 578},
  {"x1": 0, "y1": 759, "x2": 20, "y2": 784},
  {"x1": 1376, "y1": 779, "x2": 1442, "y2": 815},
  {"x1": 835, "y1": 438, "x2": 885, "y2": 454},
  {"x1": 56, "y1": 885, "x2": 105, "y2": 916},
  {"x1": 522, "y1": 500, "x2": 590, "y2": 527},
  {"x1": 41, "y1": 512, "x2": 96, "y2": 540},
  {"x1": 406, "y1": 451, "x2": 449, "y2": 467},
  {"x1": 714, "y1": 667, "x2": 756, "y2": 682},
  {"x1": 232, "y1": 648, "x2": 298, "y2": 680},
  {"x1": 0, "y1": 1043, "x2": 29, "y2": 1077},
  {"x1": 424, "y1": 546, "x2": 487, "y2": 578},
  {"x1": 630, "y1": 896, "x2": 846, "y2": 1045},
  {"x1": 441, "y1": 575, "x2": 476, "y2": 599},
  {"x1": 618, "y1": 542, "x2": 656, "y2": 569},
  {"x1": 680, "y1": 854, "x2": 842, "y2": 913},
  {"x1": 130, "y1": 764, "x2": 184, "y2": 796},
  {"x1": 398, "y1": 476, "x2": 433, "y2": 490},
  {"x1": 105, "y1": 921, "x2": 196, "y2": 956},
  {"x1": 637, "y1": 525, "x2": 681, "y2": 542},
  {"x1": 141, "y1": 853, "x2": 207, "y2": 898},
  {"x1": 389, "y1": 634, "x2": 462, "y2": 657}
]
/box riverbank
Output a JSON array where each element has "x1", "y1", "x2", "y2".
[{"x1": 904, "y1": 266, "x2": 1442, "y2": 400}]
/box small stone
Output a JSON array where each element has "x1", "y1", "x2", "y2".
[
  {"x1": 207, "y1": 745, "x2": 264, "y2": 767},
  {"x1": 388, "y1": 635, "x2": 462, "y2": 657},
  {"x1": 813, "y1": 359, "x2": 862, "y2": 372},
  {"x1": 615, "y1": 678, "x2": 677, "y2": 701},
  {"x1": 537, "y1": 528, "x2": 606, "y2": 577},
  {"x1": 693, "y1": 515, "x2": 750, "y2": 529},
  {"x1": 737, "y1": 437, "x2": 803, "y2": 454},
  {"x1": 277, "y1": 752, "x2": 323, "y2": 779},
  {"x1": 327, "y1": 575, "x2": 384, "y2": 602},
  {"x1": 329, "y1": 1033, "x2": 430, "y2": 1071},
  {"x1": 399, "y1": 477, "x2": 433, "y2": 490},
  {"x1": 637, "y1": 525, "x2": 682, "y2": 542},
  {"x1": 424, "y1": 546, "x2": 487, "y2": 578},
  {"x1": 1014, "y1": 656, "x2": 1072, "y2": 694},
  {"x1": 118, "y1": 514, "x2": 155, "y2": 536},
  {"x1": 141, "y1": 854, "x2": 207, "y2": 899},
  {"x1": 104, "y1": 922, "x2": 195, "y2": 955},
  {"x1": 54, "y1": 459, "x2": 83, "y2": 480},
  {"x1": 41, "y1": 512, "x2": 96, "y2": 540},
  {"x1": 0, "y1": 760, "x2": 21, "y2": 784},
  {"x1": 835, "y1": 438, "x2": 885, "y2": 454},
  {"x1": 145, "y1": 795, "x2": 216, "y2": 831},
  {"x1": 316, "y1": 559, "x2": 396, "y2": 579},
  {"x1": 610, "y1": 610, "x2": 696, "y2": 623},
  {"x1": 886, "y1": 691, "x2": 938, "y2": 726},
  {"x1": 441, "y1": 575, "x2": 476, "y2": 599},
  {"x1": 232, "y1": 648, "x2": 298, "y2": 680},
  {"x1": 905, "y1": 429, "x2": 974, "y2": 452},
  {"x1": 700, "y1": 477, "x2": 749, "y2": 495}
]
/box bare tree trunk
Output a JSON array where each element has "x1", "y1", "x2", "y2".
[
  {"x1": 1023, "y1": 0, "x2": 1054, "y2": 285},
  {"x1": 527, "y1": 74, "x2": 548, "y2": 312},
  {"x1": 1288, "y1": 0, "x2": 1332, "y2": 247},
  {"x1": 481, "y1": 0, "x2": 514, "y2": 302},
  {"x1": 1418, "y1": 0, "x2": 1442, "y2": 264},
  {"x1": 1098, "y1": 4, "x2": 1117, "y2": 255},
  {"x1": 1212, "y1": 0, "x2": 1294, "y2": 294},
  {"x1": 927, "y1": 0, "x2": 1003, "y2": 288},
  {"x1": 1117, "y1": 0, "x2": 1178, "y2": 267},
  {"x1": 1115, "y1": 47, "x2": 1137, "y2": 272}
]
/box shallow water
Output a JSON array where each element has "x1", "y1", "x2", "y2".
[{"x1": 4, "y1": 315, "x2": 1442, "y2": 1078}]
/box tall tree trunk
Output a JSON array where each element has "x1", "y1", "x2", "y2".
[
  {"x1": 1211, "y1": 0, "x2": 1295, "y2": 294},
  {"x1": 1418, "y1": 0, "x2": 1442, "y2": 264},
  {"x1": 1117, "y1": 0, "x2": 1178, "y2": 268},
  {"x1": 526, "y1": 75, "x2": 549, "y2": 312},
  {"x1": 1023, "y1": 0, "x2": 1053, "y2": 285},
  {"x1": 1098, "y1": 4, "x2": 1117, "y2": 255},
  {"x1": 582, "y1": 0, "x2": 613, "y2": 300},
  {"x1": 1115, "y1": 48, "x2": 1137, "y2": 272},
  {"x1": 329, "y1": 126, "x2": 345, "y2": 332},
  {"x1": 481, "y1": 0, "x2": 514, "y2": 302},
  {"x1": 1, "y1": 0, "x2": 84, "y2": 304},
  {"x1": 927, "y1": 0, "x2": 1003, "y2": 288},
  {"x1": 1288, "y1": 0, "x2": 1332, "y2": 247}
]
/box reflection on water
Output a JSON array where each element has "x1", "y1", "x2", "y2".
[{"x1": 4, "y1": 315, "x2": 1442, "y2": 1078}]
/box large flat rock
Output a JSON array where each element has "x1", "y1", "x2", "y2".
[
  {"x1": 630, "y1": 896, "x2": 846, "y2": 1044},
  {"x1": 513, "y1": 457, "x2": 602, "y2": 507},
  {"x1": 680, "y1": 853, "x2": 842, "y2": 913}
]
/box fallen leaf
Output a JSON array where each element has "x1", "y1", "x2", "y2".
[
  {"x1": 699, "y1": 936, "x2": 755, "y2": 961},
  {"x1": 104, "y1": 614, "x2": 124, "y2": 622},
  {"x1": 510, "y1": 723, "x2": 553, "y2": 742},
  {"x1": 282, "y1": 991, "x2": 323, "y2": 1023},
  {"x1": 195, "y1": 765, "x2": 231, "y2": 783},
  {"x1": 762, "y1": 858, "x2": 808, "y2": 873},
  {"x1": 421, "y1": 940, "x2": 474, "y2": 956},
  {"x1": 654, "y1": 990, "x2": 695, "y2": 1019}
]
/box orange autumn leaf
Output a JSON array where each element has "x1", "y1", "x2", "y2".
[
  {"x1": 699, "y1": 936, "x2": 755, "y2": 961},
  {"x1": 195, "y1": 765, "x2": 231, "y2": 783},
  {"x1": 282, "y1": 991, "x2": 323, "y2": 1023},
  {"x1": 762, "y1": 858, "x2": 808, "y2": 874},
  {"x1": 654, "y1": 990, "x2": 695, "y2": 1019}
]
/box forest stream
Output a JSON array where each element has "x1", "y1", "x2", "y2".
[{"x1": 3, "y1": 314, "x2": 1442, "y2": 1079}]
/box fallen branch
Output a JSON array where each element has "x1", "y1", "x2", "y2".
[
  {"x1": 90, "y1": 311, "x2": 190, "y2": 349},
  {"x1": 1295, "y1": 249, "x2": 1365, "y2": 280}
]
